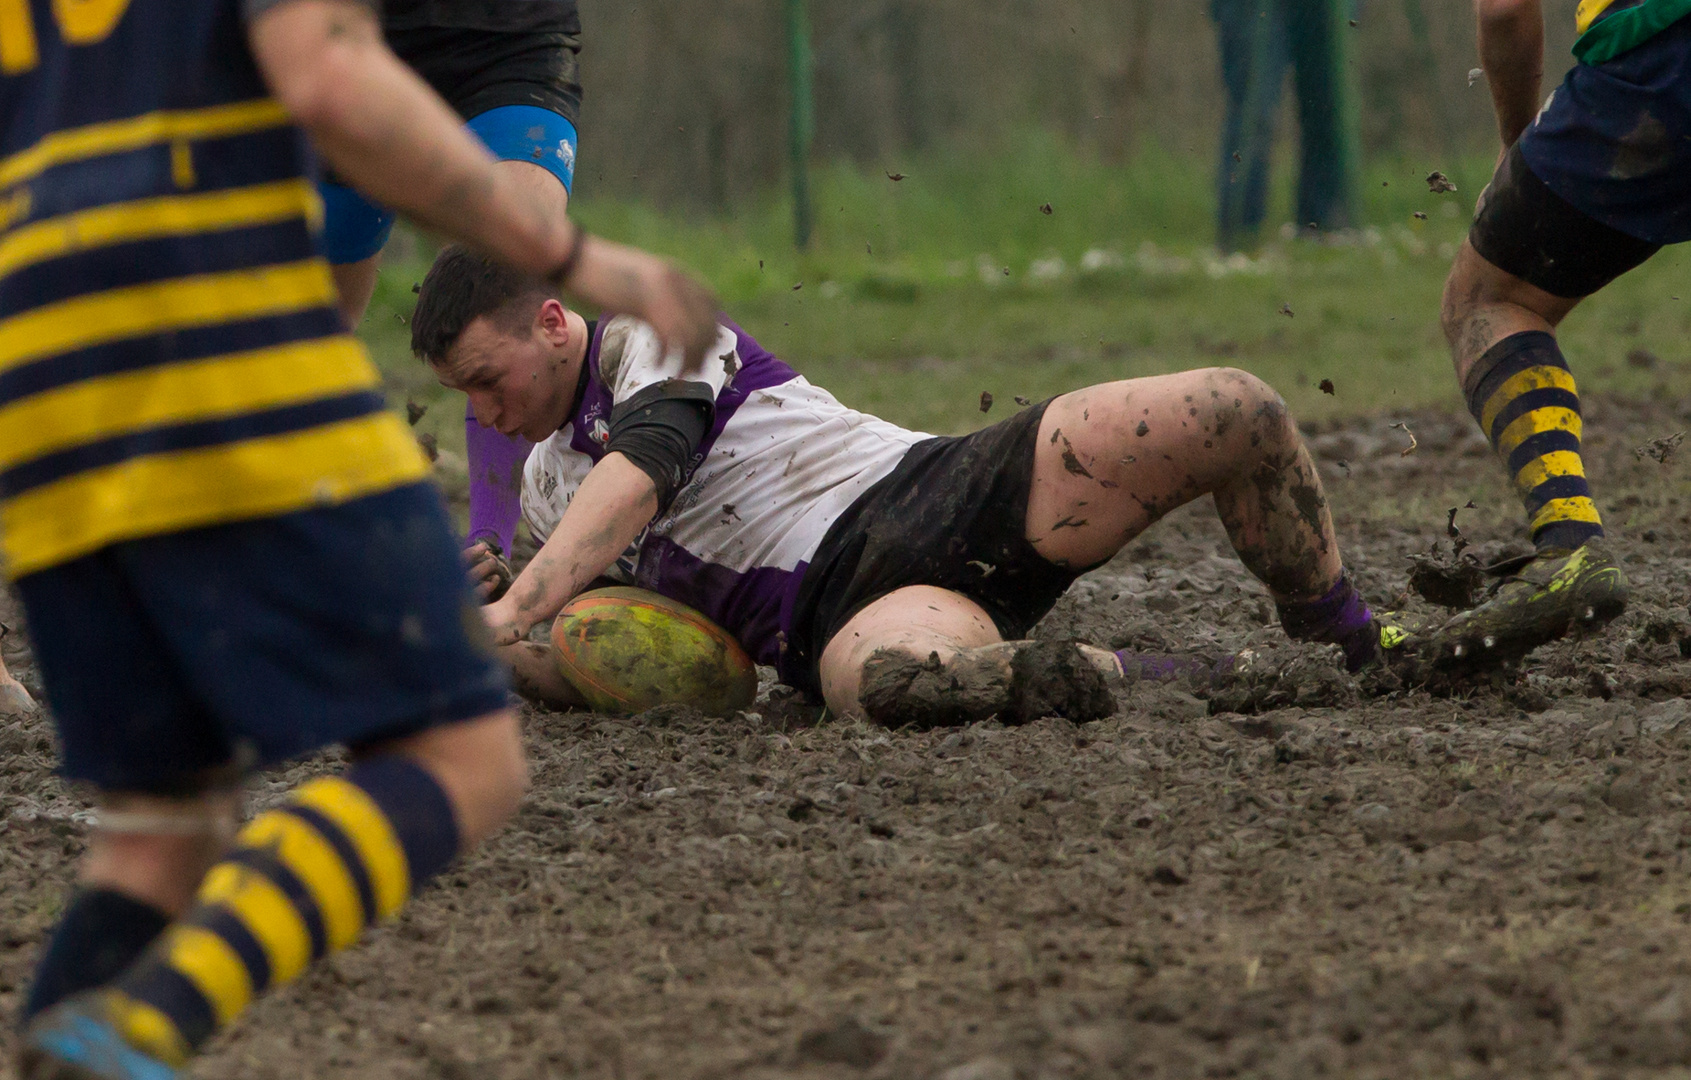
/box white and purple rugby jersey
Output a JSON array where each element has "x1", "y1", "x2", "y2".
[{"x1": 522, "y1": 316, "x2": 928, "y2": 667}]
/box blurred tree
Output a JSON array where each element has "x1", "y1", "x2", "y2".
[{"x1": 570, "y1": 0, "x2": 1569, "y2": 212}]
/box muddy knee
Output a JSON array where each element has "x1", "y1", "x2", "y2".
[
  {"x1": 1211, "y1": 367, "x2": 1294, "y2": 452},
  {"x1": 858, "y1": 647, "x2": 1011, "y2": 728},
  {"x1": 858, "y1": 641, "x2": 1116, "y2": 728}
]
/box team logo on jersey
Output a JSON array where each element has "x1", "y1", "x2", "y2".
[
  {"x1": 559, "y1": 139, "x2": 577, "y2": 173},
  {"x1": 591, "y1": 418, "x2": 610, "y2": 445}
]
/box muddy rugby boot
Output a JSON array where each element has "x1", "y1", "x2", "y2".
[
  {"x1": 18, "y1": 992, "x2": 178, "y2": 1080},
  {"x1": 1398, "y1": 540, "x2": 1627, "y2": 678}
]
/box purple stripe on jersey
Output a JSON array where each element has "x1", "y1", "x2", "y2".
[
  {"x1": 568, "y1": 318, "x2": 615, "y2": 460},
  {"x1": 633, "y1": 535, "x2": 806, "y2": 667}
]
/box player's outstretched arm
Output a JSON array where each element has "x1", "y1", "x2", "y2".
[
  {"x1": 1475, "y1": 0, "x2": 1544, "y2": 148},
  {"x1": 481, "y1": 454, "x2": 659, "y2": 646},
  {"x1": 246, "y1": 0, "x2": 718, "y2": 368}
]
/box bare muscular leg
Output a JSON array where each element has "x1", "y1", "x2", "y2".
[
  {"x1": 1440, "y1": 239, "x2": 1579, "y2": 384},
  {"x1": 821, "y1": 368, "x2": 1360, "y2": 724}
]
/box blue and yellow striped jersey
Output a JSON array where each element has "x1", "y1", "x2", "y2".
[{"x1": 0, "y1": 0, "x2": 427, "y2": 578}]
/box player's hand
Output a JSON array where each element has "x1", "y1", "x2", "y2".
[
  {"x1": 480, "y1": 595, "x2": 526, "y2": 648},
  {"x1": 463, "y1": 540, "x2": 513, "y2": 601},
  {"x1": 637, "y1": 260, "x2": 721, "y2": 376},
  {"x1": 557, "y1": 234, "x2": 720, "y2": 375}
]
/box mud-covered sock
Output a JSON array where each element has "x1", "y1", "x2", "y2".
[
  {"x1": 465, "y1": 401, "x2": 533, "y2": 554},
  {"x1": 1113, "y1": 650, "x2": 1237, "y2": 684},
  {"x1": 1276, "y1": 572, "x2": 1378, "y2": 671},
  {"x1": 23, "y1": 888, "x2": 171, "y2": 1022},
  {"x1": 100, "y1": 757, "x2": 460, "y2": 1065},
  {"x1": 1464, "y1": 331, "x2": 1603, "y2": 553}
]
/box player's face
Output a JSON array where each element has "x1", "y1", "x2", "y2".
[{"x1": 433, "y1": 306, "x2": 579, "y2": 441}]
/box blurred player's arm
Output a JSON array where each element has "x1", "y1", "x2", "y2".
[
  {"x1": 1474, "y1": 0, "x2": 1544, "y2": 148},
  {"x1": 481, "y1": 454, "x2": 659, "y2": 646},
  {"x1": 245, "y1": 0, "x2": 719, "y2": 367}
]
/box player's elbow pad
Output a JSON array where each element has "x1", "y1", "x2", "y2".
[{"x1": 604, "y1": 393, "x2": 713, "y2": 512}]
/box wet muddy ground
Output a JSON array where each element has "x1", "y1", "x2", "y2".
[{"x1": 6, "y1": 392, "x2": 1691, "y2": 1078}]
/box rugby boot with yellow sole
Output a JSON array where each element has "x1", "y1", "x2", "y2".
[
  {"x1": 1399, "y1": 540, "x2": 1627, "y2": 679},
  {"x1": 18, "y1": 992, "x2": 179, "y2": 1080}
]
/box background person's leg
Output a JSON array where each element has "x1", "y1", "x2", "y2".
[
  {"x1": 1213, "y1": 0, "x2": 1290, "y2": 250},
  {"x1": 1286, "y1": 0, "x2": 1358, "y2": 232}
]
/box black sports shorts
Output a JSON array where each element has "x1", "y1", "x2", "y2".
[
  {"x1": 386, "y1": 22, "x2": 582, "y2": 128},
  {"x1": 782, "y1": 400, "x2": 1094, "y2": 699},
  {"x1": 1470, "y1": 140, "x2": 1662, "y2": 299}
]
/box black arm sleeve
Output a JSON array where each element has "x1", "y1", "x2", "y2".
[{"x1": 604, "y1": 384, "x2": 715, "y2": 512}]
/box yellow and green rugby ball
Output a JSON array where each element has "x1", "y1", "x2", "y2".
[{"x1": 551, "y1": 587, "x2": 758, "y2": 715}]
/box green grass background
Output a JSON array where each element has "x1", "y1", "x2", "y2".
[{"x1": 364, "y1": 135, "x2": 1691, "y2": 459}]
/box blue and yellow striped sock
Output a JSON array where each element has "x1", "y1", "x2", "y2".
[
  {"x1": 1465, "y1": 331, "x2": 1604, "y2": 553},
  {"x1": 100, "y1": 758, "x2": 459, "y2": 1065}
]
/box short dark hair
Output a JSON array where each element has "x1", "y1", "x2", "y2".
[{"x1": 409, "y1": 245, "x2": 554, "y2": 362}]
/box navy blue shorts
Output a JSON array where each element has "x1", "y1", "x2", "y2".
[
  {"x1": 14, "y1": 483, "x2": 509, "y2": 795},
  {"x1": 1519, "y1": 15, "x2": 1691, "y2": 245}
]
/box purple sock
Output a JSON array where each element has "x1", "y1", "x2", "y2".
[
  {"x1": 465, "y1": 401, "x2": 533, "y2": 554},
  {"x1": 1113, "y1": 650, "x2": 1236, "y2": 685},
  {"x1": 1276, "y1": 572, "x2": 1378, "y2": 671}
]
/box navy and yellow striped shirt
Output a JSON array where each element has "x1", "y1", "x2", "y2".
[{"x1": 0, "y1": 0, "x2": 426, "y2": 578}]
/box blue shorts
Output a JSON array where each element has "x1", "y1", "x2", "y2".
[
  {"x1": 1518, "y1": 14, "x2": 1691, "y2": 245},
  {"x1": 14, "y1": 483, "x2": 509, "y2": 794},
  {"x1": 319, "y1": 105, "x2": 578, "y2": 265}
]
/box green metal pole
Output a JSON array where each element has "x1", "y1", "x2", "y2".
[{"x1": 787, "y1": 0, "x2": 814, "y2": 250}]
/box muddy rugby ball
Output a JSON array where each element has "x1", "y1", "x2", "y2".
[{"x1": 551, "y1": 587, "x2": 758, "y2": 715}]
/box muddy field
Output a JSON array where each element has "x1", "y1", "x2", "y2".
[{"x1": 6, "y1": 392, "x2": 1691, "y2": 1078}]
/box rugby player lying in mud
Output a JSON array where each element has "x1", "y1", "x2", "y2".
[{"x1": 413, "y1": 247, "x2": 1623, "y2": 725}]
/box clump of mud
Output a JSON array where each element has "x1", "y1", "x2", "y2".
[
  {"x1": 1007, "y1": 639, "x2": 1115, "y2": 723},
  {"x1": 859, "y1": 650, "x2": 1005, "y2": 728},
  {"x1": 860, "y1": 640, "x2": 1114, "y2": 728},
  {"x1": 1407, "y1": 544, "x2": 1486, "y2": 609},
  {"x1": 1204, "y1": 643, "x2": 1362, "y2": 714}
]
